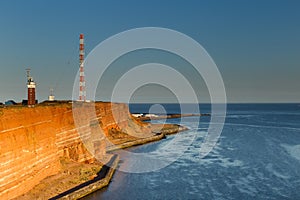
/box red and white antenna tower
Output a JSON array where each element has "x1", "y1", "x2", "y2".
[{"x1": 79, "y1": 33, "x2": 86, "y2": 101}]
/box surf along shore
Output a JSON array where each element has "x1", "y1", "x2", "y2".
[{"x1": 14, "y1": 104, "x2": 191, "y2": 200}]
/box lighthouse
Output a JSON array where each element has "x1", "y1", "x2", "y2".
[{"x1": 26, "y1": 68, "x2": 36, "y2": 107}]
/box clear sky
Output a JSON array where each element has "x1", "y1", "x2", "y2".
[{"x1": 0, "y1": 0, "x2": 299, "y2": 103}]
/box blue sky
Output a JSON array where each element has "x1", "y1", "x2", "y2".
[{"x1": 0, "y1": 0, "x2": 299, "y2": 103}]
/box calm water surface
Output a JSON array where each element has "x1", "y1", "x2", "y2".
[{"x1": 83, "y1": 104, "x2": 300, "y2": 200}]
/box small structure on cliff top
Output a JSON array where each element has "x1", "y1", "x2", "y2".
[
  {"x1": 48, "y1": 88, "x2": 55, "y2": 101},
  {"x1": 4, "y1": 100, "x2": 17, "y2": 106},
  {"x1": 26, "y1": 68, "x2": 36, "y2": 107}
]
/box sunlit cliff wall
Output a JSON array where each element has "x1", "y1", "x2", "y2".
[{"x1": 0, "y1": 102, "x2": 136, "y2": 199}]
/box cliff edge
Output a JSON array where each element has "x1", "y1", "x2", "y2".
[
  {"x1": 0, "y1": 101, "x2": 184, "y2": 199},
  {"x1": 0, "y1": 102, "x2": 144, "y2": 199}
]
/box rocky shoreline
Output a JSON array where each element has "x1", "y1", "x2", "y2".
[
  {"x1": 107, "y1": 124, "x2": 188, "y2": 152},
  {"x1": 50, "y1": 155, "x2": 119, "y2": 200},
  {"x1": 17, "y1": 123, "x2": 188, "y2": 199},
  {"x1": 135, "y1": 113, "x2": 210, "y2": 121}
]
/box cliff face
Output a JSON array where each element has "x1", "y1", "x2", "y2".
[{"x1": 0, "y1": 102, "x2": 138, "y2": 199}]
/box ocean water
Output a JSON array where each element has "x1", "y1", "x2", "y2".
[{"x1": 83, "y1": 104, "x2": 300, "y2": 200}]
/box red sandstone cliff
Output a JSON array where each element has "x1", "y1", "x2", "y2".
[{"x1": 0, "y1": 102, "x2": 149, "y2": 199}]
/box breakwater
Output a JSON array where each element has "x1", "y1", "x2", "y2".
[{"x1": 50, "y1": 154, "x2": 119, "y2": 200}]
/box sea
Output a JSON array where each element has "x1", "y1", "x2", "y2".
[{"x1": 83, "y1": 103, "x2": 300, "y2": 200}]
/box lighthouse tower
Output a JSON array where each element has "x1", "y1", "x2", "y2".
[{"x1": 26, "y1": 68, "x2": 36, "y2": 107}]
